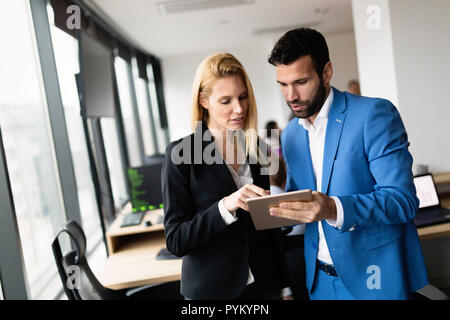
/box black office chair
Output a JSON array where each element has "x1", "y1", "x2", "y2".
[{"x1": 52, "y1": 220, "x2": 181, "y2": 300}]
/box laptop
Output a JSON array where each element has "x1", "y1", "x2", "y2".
[{"x1": 413, "y1": 174, "x2": 450, "y2": 227}]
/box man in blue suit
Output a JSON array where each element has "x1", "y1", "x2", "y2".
[{"x1": 267, "y1": 28, "x2": 428, "y2": 299}]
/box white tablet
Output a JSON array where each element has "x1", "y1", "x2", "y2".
[{"x1": 247, "y1": 189, "x2": 313, "y2": 230}]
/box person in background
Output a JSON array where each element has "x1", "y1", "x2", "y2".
[
  {"x1": 267, "y1": 27, "x2": 428, "y2": 300},
  {"x1": 347, "y1": 79, "x2": 361, "y2": 95},
  {"x1": 264, "y1": 120, "x2": 281, "y2": 158},
  {"x1": 162, "y1": 52, "x2": 292, "y2": 300}
]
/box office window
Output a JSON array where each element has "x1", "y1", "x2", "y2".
[
  {"x1": 114, "y1": 57, "x2": 143, "y2": 167},
  {"x1": 0, "y1": 279, "x2": 3, "y2": 300},
  {"x1": 49, "y1": 17, "x2": 105, "y2": 255},
  {"x1": 101, "y1": 118, "x2": 128, "y2": 210},
  {"x1": 147, "y1": 63, "x2": 169, "y2": 154},
  {"x1": 0, "y1": 0, "x2": 65, "y2": 299},
  {"x1": 132, "y1": 58, "x2": 157, "y2": 157}
]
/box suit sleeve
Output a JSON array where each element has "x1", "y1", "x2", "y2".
[
  {"x1": 337, "y1": 99, "x2": 419, "y2": 231},
  {"x1": 162, "y1": 141, "x2": 228, "y2": 257}
]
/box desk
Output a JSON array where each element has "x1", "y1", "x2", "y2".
[
  {"x1": 99, "y1": 207, "x2": 181, "y2": 290},
  {"x1": 99, "y1": 174, "x2": 450, "y2": 290},
  {"x1": 417, "y1": 196, "x2": 450, "y2": 241},
  {"x1": 417, "y1": 172, "x2": 450, "y2": 241}
]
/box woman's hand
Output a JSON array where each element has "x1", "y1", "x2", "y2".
[{"x1": 223, "y1": 184, "x2": 269, "y2": 212}]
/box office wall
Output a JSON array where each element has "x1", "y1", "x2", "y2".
[
  {"x1": 326, "y1": 31, "x2": 359, "y2": 93},
  {"x1": 389, "y1": 0, "x2": 450, "y2": 173},
  {"x1": 352, "y1": 0, "x2": 450, "y2": 173},
  {"x1": 161, "y1": 41, "x2": 288, "y2": 141},
  {"x1": 351, "y1": 0, "x2": 398, "y2": 106},
  {"x1": 162, "y1": 31, "x2": 359, "y2": 142}
]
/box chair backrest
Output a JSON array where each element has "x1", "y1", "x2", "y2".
[{"x1": 51, "y1": 220, "x2": 120, "y2": 300}]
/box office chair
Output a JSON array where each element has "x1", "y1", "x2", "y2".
[
  {"x1": 414, "y1": 284, "x2": 449, "y2": 300},
  {"x1": 52, "y1": 220, "x2": 181, "y2": 300}
]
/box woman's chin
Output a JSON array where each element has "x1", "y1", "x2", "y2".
[{"x1": 227, "y1": 122, "x2": 245, "y2": 131}]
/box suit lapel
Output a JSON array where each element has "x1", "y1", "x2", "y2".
[
  {"x1": 298, "y1": 128, "x2": 317, "y2": 191},
  {"x1": 200, "y1": 123, "x2": 237, "y2": 193},
  {"x1": 321, "y1": 88, "x2": 347, "y2": 194},
  {"x1": 249, "y1": 162, "x2": 269, "y2": 190}
]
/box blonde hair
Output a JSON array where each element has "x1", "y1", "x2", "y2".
[{"x1": 191, "y1": 52, "x2": 259, "y2": 160}]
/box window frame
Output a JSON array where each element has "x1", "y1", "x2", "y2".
[{"x1": 0, "y1": 0, "x2": 171, "y2": 299}]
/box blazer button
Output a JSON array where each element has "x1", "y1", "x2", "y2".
[{"x1": 312, "y1": 242, "x2": 317, "y2": 250}]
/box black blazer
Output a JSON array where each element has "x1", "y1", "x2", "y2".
[{"x1": 162, "y1": 123, "x2": 289, "y2": 300}]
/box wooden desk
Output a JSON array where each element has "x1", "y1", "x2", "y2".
[
  {"x1": 417, "y1": 196, "x2": 450, "y2": 241},
  {"x1": 99, "y1": 176, "x2": 450, "y2": 290},
  {"x1": 99, "y1": 207, "x2": 181, "y2": 290},
  {"x1": 434, "y1": 171, "x2": 450, "y2": 194}
]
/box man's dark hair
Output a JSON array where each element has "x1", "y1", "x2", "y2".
[{"x1": 268, "y1": 28, "x2": 330, "y2": 76}]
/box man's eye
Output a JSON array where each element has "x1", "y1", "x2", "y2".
[{"x1": 296, "y1": 80, "x2": 307, "y2": 85}]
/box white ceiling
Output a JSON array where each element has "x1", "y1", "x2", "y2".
[{"x1": 84, "y1": 0, "x2": 354, "y2": 57}]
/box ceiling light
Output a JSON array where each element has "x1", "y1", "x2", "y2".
[{"x1": 156, "y1": 0, "x2": 254, "y2": 15}]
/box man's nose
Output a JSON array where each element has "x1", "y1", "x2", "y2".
[{"x1": 286, "y1": 85, "x2": 299, "y2": 102}]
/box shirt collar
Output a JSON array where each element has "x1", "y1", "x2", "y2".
[{"x1": 298, "y1": 88, "x2": 334, "y2": 131}]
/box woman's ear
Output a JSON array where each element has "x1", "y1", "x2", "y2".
[{"x1": 199, "y1": 94, "x2": 209, "y2": 109}]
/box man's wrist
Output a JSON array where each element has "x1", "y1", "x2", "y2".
[{"x1": 327, "y1": 195, "x2": 337, "y2": 220}]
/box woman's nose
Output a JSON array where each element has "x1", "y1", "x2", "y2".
[{"x1": 233, "y1": 100, "x2": 245, "y2": 113}]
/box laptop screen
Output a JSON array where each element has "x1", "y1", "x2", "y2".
[{"x1": 414, "y1": 175, "x2": 440, "y2": 209}]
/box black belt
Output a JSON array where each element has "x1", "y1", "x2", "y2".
[{"x1": 316, "y1": 260, "x2": 338, "y2": 277}]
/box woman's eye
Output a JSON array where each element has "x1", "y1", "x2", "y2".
[
  {"x1": 220, "y1": 100, "x2": 230, "y2": 105},
  {"x1": 239, "y1": 95, "x2": 247, "y2": 100}
]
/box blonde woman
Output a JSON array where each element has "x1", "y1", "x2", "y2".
[{"x1": 162, "y1": 53, "x2": 292, "y2": 300}]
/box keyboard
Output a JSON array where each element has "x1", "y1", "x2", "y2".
[
  {"x1": 155, "y1": 248, "x2": 180, "y2": 260},
  {"x1": 120, "y1": 212, "x2": 144, "y2": 227}
]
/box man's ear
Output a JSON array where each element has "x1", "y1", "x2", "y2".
[{"x1": 322, "y1": 61, "x2": 333, "y2": 86}]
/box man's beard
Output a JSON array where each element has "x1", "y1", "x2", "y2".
[{"x1": 287, "y1": 81, "x2": 327, "y2": 119}]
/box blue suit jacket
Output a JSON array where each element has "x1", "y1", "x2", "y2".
[{"x1": 281, "y1": 87, "x2": 428, "y2": 299}]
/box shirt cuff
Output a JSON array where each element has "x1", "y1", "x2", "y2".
[
  {"x1": 281, "y1": 287, "x2": 292, "y2": 297},
  {"x1": 218, "y1": 198, "x2": 238, "y2": 225},
  {"x1": 326, "y1": 196, "x2": 344, "y2": 229}
]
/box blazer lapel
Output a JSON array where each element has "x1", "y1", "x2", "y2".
[
  {"x1": 298, "y1": 129, "x2": 317, "y2": 191},
  {"x1": 200, "y1": 123, "x2": 237, "y2": 194},
  {"x1": 321, "y1": 88, "x2": 347, "y2": 194},
  {"x1": 249, "y1": 162, "x2": 269, "y2": 190}
]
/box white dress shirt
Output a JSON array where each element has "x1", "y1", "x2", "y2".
[
  {"x1": 297, "y1": 89, "x2": 344, "y2": 265},
  {"x1": 218, "y1": 162, "x2": 291, "y2": 297}
]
